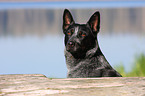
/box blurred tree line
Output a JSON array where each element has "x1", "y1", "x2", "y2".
[{"x1": 0, "y1": 8, "x2": 145, "y2": 37}]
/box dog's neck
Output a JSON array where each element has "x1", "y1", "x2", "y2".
[
  {"x1": 64, "y1": 41, "x2": 113, "y2": 76},
  {"x1": 85, "y1": 41, "x2": 100, "y2": 58},
  {"x1": 64, "y1": 41, "x2": 105, "y2": 73}
]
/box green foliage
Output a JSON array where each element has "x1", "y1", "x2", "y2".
[{"x1": 115, "y1": 54, "x2": 145, "y2": 77}]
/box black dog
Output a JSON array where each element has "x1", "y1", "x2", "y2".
[{"x1": 63, "y1": 9, "x2": 122, "y2": 78}]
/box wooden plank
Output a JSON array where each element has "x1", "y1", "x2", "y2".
[{"x1": 0, "y1": 74, "x2": 145, "y2": 96}]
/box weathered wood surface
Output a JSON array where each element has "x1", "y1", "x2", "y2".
[{"x1": 0, "y1": 74, "x2": 145, "y2": 96}]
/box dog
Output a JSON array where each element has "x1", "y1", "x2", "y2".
[{"x1": 62, "y1": 9, "x2": 122, "y2": 78}]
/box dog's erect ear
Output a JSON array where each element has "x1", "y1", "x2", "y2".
[
  {"x1": 87, "y1": 11, "x2": 100, "y2": 36},
  {"x1": 63, "y1": 9, "x2": 75, "y2": 32}
]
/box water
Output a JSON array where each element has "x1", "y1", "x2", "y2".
[
  {"x1": 0, "y1": 2, "x2": 145, "y2": 78},
  {"x1": 0, "y1": 35, "x2": 67, "y2": 78},
  {"x1": 98, "y1": 34, "x2": 145, "y2": 72}
]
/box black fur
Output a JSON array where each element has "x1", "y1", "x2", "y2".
[{"x1": 63, "y1": 9, "x2": 122, "y2": 78}]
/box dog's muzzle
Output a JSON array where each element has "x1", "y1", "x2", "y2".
[
  {"x1": 67, "y1": 41, "x2": 75, "y2": 47},
  {"x1": 66, "y1": 41, "x2": 78, "y2": 52}
]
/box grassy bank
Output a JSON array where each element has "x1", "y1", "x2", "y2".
[{"x1": 115, "y1": 53, "x2": 145, "y2": 77}]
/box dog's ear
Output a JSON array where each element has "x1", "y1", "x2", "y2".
[
  {"x1": 63, "y1": 9, "x2": 75, "y2": 32},
  {"x1": 87, "y1": 11, "x2": 100, "y2": 36}
]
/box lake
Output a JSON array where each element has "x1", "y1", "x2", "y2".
[{"x1": 0, "y1": 1, "x2": 145, "y2": 78}]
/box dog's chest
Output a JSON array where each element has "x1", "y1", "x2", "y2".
[{"x1": 65, "y1": 53, "x2": 102, "y2": 77}]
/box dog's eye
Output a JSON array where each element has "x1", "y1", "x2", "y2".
[
  {"x1": 67, "y1": 29, "x2": 74, "y2": 36},
  {"x1": 79, "y1": 32, "x2": 86, "y2": 37},
  {"x1": 81, "y1": 33, "x2": 86, "y2": 37},
  {"x1": 67, "y1": 32, "x2": 71, "y2": 35}
]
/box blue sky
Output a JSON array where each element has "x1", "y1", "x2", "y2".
[{"x1": 0, "y1": 1, "x2": 145, "y2": 10}]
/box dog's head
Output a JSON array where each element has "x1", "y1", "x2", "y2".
[{"x1": 63, "y1": 9, "x2": 100, "y2": 58}]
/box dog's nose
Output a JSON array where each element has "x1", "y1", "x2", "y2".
[{"x1": 68, "y1": 41, "x2": 75, "y2": 47}]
